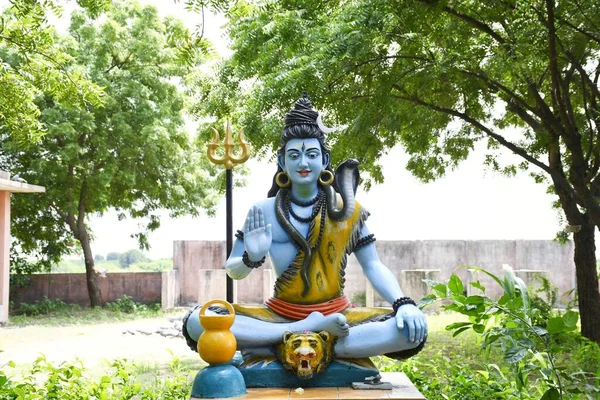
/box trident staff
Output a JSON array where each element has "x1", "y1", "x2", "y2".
[{"x1": 207, "y1": 121, "x2": 250, "y2": 303}]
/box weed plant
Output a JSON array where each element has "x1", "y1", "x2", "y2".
[
  {"x1": 376, "y1": 265, "x2": 600, "y2": 399},
  {"x1": 0, "y1": 354, "x2": 192, "y2": 399},
  {"x1": 8, "y1": 296, "x2": 163, "y2": 327}
]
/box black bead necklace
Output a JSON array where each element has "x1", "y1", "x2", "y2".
[
  {"x1": 286, "y1": 190, "x2": 324, "y2": 223},
  {"x1": 289, "y1": 192, "x2": 320, "y2": 207}
]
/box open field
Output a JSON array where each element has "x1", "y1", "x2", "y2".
[{"x1": 0, "y1": 312, "x2": 204, "y2": 379}]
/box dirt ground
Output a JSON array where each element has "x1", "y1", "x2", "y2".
[{"x1": 0, "y1": 316, "x2": 202, "y2": 374}]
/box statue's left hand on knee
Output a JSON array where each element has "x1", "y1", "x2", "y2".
[{"x1": 395, "y1": 305, "x2": 428, "y2": 344}]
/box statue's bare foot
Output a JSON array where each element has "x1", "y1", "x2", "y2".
[{"x1": 293, "y1": 312, "x2": 349, "y2": 337}]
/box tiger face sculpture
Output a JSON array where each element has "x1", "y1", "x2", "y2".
[{"x1": 276, "y1": 330, "x2": 336, "y2": 380}]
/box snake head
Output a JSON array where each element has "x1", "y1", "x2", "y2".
[{"x1": 334, "y1": 159, "x2": 360, "y2": 196}]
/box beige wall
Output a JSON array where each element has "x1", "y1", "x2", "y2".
[
  {"x1": 9, "y1": 239, "x2": 579, "y2": 310},
  {"x1": 173, "y1": 239, "x2": 577, "y2": 307},
  {"x1": 10, "y1": 272, "x2": 162, "y2": 307}
]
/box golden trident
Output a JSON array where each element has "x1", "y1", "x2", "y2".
[
  {"x1": 207, "y1": 120, "x2": 250, "y2": 304},
  {"x1": 207, "y1": 121, "x2": 250, "y2": 170}
]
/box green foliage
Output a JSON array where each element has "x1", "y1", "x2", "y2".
[
  {"x1": 53, "y1": 257, "x2": 172, "y2": 273},
  {"x1": 131, "y1": 258, "x2": 173, "y2": 272},
  {"x1": 423, "y1": 265, "x2": 599, "y2": 399},
  {"x1": 530, "y1": 274, "x2": 560, "y2": 328},
  {"x1": 11, "y1": 297, "x2": 80, "y2": 316},
  {"x1": 377, "y1": 330, "x2": 600, "y2": 400},
  {"x1": 0, "y1": 0, "x2": 108, "y2": 145},
  {"x1": 195, "y1": 0, "x2": 598, "y2": 186},
  {"x1": 0, "y1": 355, "x2": 191, "y2": 399},
  {"x1": 8, "y1": 302, "x2": 165, "y2": 327},
  {"x1": 107, "y1": 252, "x2": 120, "y2": 261},
  {"x1": 380, "y1": 354, "x2": 532, "y2": 399},
  {"x1": 200, "y1": 0, "x2": 600, "y2": 341},
  {"x1": 350, "y1": 291, "x2": 366, "y2": 307},
  {"x1": 105, "y1": 295, "x2": 160, "y2": 314},
  {"x1": 118, "y1": 249, "x2": 149, "y2": 268},
  {"x1": 2, "y1": 1, "x2": 222, "y2": 303}
]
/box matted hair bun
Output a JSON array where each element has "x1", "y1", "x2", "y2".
[{"x1": 284, "y1": 95, "x2": 319, "y2": 128}]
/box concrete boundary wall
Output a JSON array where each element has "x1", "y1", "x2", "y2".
[
  {"x1": 10, "y1": 272, "x2": 162, "y2": 307},
  {"x1": 9, "y1": 239, "x2": 578, "y2": 309},
  {"x1": 173, "y1": 240, "x2": 576, "y2": 307}
]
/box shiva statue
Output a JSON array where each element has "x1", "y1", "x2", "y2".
[{"x1": 183, "y1": 96, "x2": 427, "y2": 383}]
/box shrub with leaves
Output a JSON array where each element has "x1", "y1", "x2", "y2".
[
  {"x1": 421, "y1": 265, "x2": 599, "y2": 399},
  {"x1": 0, "y1": 355, "x2": 191, "y2": 399},
  {"x1": 11, "y1": 297, "x2": 80, "y2": 316},
  {"x1": 104, "y1": 295, "x2": 160, "y2": 314}
]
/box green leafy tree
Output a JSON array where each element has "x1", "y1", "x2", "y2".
[
  {"x1": 118, "y1": 249, "x2": 148, "y2": 268},
  {"x1": 106, "y1": 252, "x2": 120, "y2": 261},
  {"x1": 199, "y1": 0, "x2": 600, "y2": 343},
  {"x1": 2, "y1": 0, "x2": 220, "y2": 306},
  {"x1": 0, "y1": 0, "x2": 108, "y2": 145}
]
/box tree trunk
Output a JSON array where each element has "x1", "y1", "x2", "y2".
[
  {"x1": 572, "y1": 219, "x2": 600, "y2": 344},
  {"x1": 78, "y1": 227, "x2": 103, "y2": 307}
]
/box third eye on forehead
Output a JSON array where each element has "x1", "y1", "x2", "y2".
[{"x1": 286, "y1": 142, "x2": 321, "y2": 154}]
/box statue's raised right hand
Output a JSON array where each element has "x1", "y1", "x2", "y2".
[{"x1": 244, "y1": 206, "x2": 272, "y2": 261}]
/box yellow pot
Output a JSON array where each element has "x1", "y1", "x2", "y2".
[{"x1": 197, "y1": 299, "x2": 237, "y2": 365}]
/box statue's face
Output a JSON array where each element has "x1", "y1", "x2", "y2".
[{"x1": 280, "y1": 138, "x2": 329, "y2": 186}]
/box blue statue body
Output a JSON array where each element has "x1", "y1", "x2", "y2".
[{"x1": 184, "y1": 96, "x2": 427, "y2": 365}]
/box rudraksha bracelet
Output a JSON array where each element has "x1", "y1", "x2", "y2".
[
  {"x1": 242, "y1": 251, "x2": 265, "y2": 269},
  {"x1": 392, "y1": 297, "x2": 417, "y2": 314}
]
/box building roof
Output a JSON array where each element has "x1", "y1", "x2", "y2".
[{"x1": 0, "y1": 171, "x2": 45, "y2": 193}]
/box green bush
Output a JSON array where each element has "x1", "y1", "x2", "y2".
[
  {"x1": 11, "y1": 297, "x2": 80, "y2": 316},
  {"x1": 378, "y1": 354, "x2": 529, "y2": 399},
  {"x1": 118, "y1": 249, "x2": 150, "y2": 268},
  {"x1": 0, "y1": 355, "x2": 191, "y2": 399},
  {"x1": 350, "y1": 291, "x2": 366, "y2": 307},
  {"x1": 105, "y1": 295, "x2": 161, "y2": 314},
  {"x1": 130, "y1": 258, "x2": 173, "y2": 272},
  {"x1": 419, "y1": 265, "x2": 600, "y2": 399},
  {"x1": 105, "y1": 295, "x2": 139, "y2": 313}
]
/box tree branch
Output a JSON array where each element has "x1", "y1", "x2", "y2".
[
  {"x1": 459, "y1": 69, "x2": 540, "y2": 117},
  {"x1": 527, "y1": 82, "x2": 566, "y2": 137},
  {"x1": 560, "y1": 45, "x2": 600, "y2": 103},
  {"x1": 327, "y1": 55, "x2": 432, "y2": 94},
  {"x1": 505, "y1": 98, "x2": 545, "y2": 134},
  {"x1": 436, "y1": 3, "x2": 507, "y2": 44},
  {"x1": 545, "y1": 0, "x2": 577, "y2": 138},
  {"x1": 66, "y1": 165, "x2": 76, "y2": 234},
  {"x1": 0, "y1": 33, "x2": 89, "y2": 103},
  {"x1": 561, "y1": 65, "x2": 580, "y2": 136},
  {"x1": 49, "y1": 202, "x2": 68, "y2": 223},
  {"x1": 558, "y1": 18, "x2": 600, "y2": 44},
  {"x1": 76, "y1": 180, "x2": 87, "y2": 232},
  {"x1": 389, "y1": 85, "x2": 579, "y2": 195}
]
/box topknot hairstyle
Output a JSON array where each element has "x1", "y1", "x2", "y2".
[{"x1": 284, "y1": 94, "x2": 319, "y2": 129}]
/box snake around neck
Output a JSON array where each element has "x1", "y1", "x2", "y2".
[{"x1": 275, "y1": 159, "x2": 360, "y2": 297}]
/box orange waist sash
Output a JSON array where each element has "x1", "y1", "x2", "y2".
[{"x1": 265, "y1": 295, "x2": 351, "y2": 321}]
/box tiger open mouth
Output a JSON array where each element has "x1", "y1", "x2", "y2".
[{"x1": 299, "y1": 358, "x2": 311, "y2": 371}]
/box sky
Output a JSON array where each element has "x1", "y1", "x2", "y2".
[{"x1": 45, "y1": 1, "x2": 566, "y2": 260}]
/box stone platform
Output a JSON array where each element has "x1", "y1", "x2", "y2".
[{"x1": 190, "y1": 372, "x2": 425, "y2": 400}]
